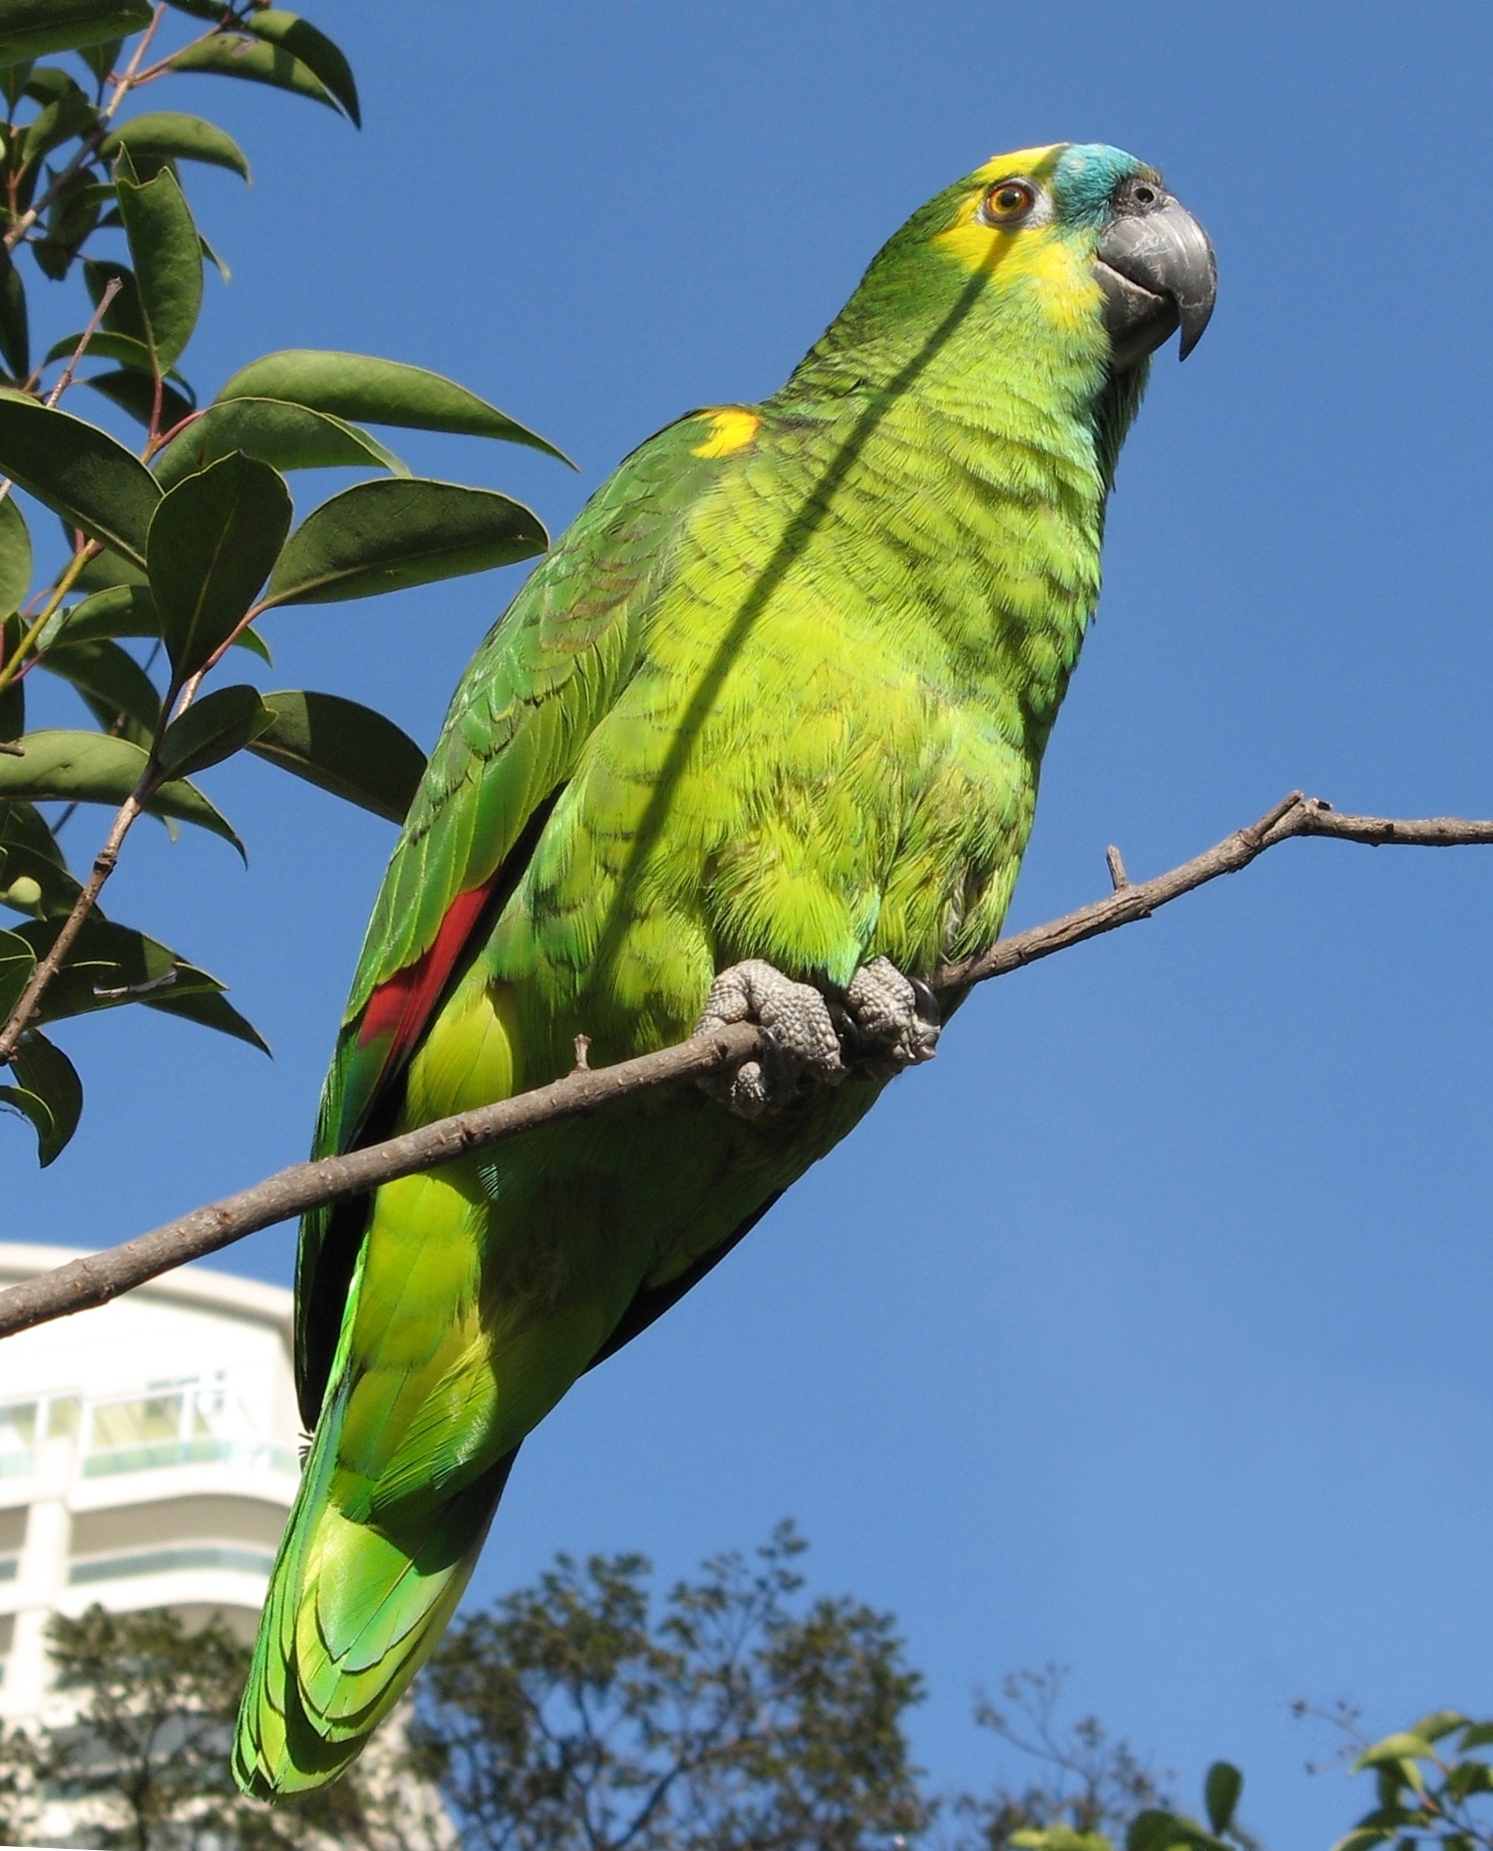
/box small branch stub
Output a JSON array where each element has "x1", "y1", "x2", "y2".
[
  {"x1": 572, "y1": 1034, "x2": 592, "y2": 1073},
  {"x1": 1106, "y1": 845, "x2": 1130, "y2": 891}
]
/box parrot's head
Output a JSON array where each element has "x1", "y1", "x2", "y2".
[
  {"x1": 785, "y1": 142, "x2": 1215, "y2": 415},
  {"x1": 933, "y1": 141, "x2": 1216, "y2": 368}
]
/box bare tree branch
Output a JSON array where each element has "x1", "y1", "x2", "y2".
[{"x1": 5, "y1": 789, "x2": 1493, "y2": 1344}]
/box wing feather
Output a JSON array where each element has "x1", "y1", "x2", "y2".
[{"x1": 293, "y1": 410, "x2": 746, "y2": 1426}]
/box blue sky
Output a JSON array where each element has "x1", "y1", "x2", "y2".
[{"x1": 9, "y1": 1, "x2": 1493, "y2": 1843}]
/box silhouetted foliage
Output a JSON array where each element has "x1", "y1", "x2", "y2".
[{"x1": 410, "y1": 1523, "x2": 931, "y2": 1851}]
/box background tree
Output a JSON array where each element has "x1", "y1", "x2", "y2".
[
  {"x1": 409, "y1": 1523, "x2": 931, "y2": 1851},
  {"x1": 0, "y1": 1603, "x2": 400, "y2": 1849}
]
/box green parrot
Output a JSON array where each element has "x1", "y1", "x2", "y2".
[{"x1": 234, "y1": 140, "x2": 1215, "y2": 1796}]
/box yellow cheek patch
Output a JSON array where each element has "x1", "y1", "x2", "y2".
[
  {"x1": 691, "y1": 407, "x2": 761, "y2": 458},
  {"x1": 935, "y1": 151, "x2": 1105, "y2": 339}
]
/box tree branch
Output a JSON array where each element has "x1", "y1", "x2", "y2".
[{"x1": 4, "y1": 790, "x2": 1493, "y2": 1343}]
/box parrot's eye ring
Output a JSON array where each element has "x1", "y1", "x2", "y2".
[{"x1": 979, "y1": 179, "x2": 1037, "y2": 226}]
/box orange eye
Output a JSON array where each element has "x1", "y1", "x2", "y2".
[{"x1": 981, "y1": 179, "x2": 1036, "y2": 224}]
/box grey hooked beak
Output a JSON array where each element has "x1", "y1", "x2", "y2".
[{"x1": 1094, "y1": 195, "x2": 1217, "y2": 368}]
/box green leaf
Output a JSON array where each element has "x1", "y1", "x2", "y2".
[
  {"x1": 157, "y1": 682, "x2": 272, "y2": 777},
  {"x1": 1203, "y1": 1764, "x2": 1242, "y2": 1838},
  {"x1": 215, "y1": 350, "x2": 570, "y2": 462},
  {"x1": 0, "y1": 0, "x2": 151, "y2": 66},
  {"x1": 0, "y1": 1083, "x2": 54, "y2": 1160},
  {"x1": 1, "y1": 63, "x2": 33, "y2": 112},
  {"x1": 13, "y1": 913, "x2": 245, "y2": 1031},
  {"x1": 0, "y1": 250, "x2": 28, "y2": 380},
  {"x1": 0, "y1": 615, "x2": 20, "y2": 740},
  {"x1": 165, "y1": 31, "x2": 341, "y2": 112},
  {"x1": 1446, "y1": 1761, "x2": 1493, "y2": 1800},
  {"x1": 39, "y1": 173, "x2": 110, "y2": 273},
  {"x1": 45, "y1": 329, "x2": 191, "y2": 374},
  {"x1": 70, "y1": 541, "x2": 147, "y2": 592},
  {"x1": 76, "y1": 34, "x2": 123, "y2": 84},
  {"x1": 243, "y1": 10, "x2": 358, "y2": 124},
  {"x1": 0, "y1": 492, "x2": 31, "y2": 612},
  {"x1": 1329, "y1": 1833, "x2": 1392, "y2": 1851},
  {"x1": 9, "y1": 1029, "x2": 81, "y2": 1163},
  {"x1": 0, "y1": 839, "x2": 79, "y2": 916},
  {"x1": 0, "y1": 799, "x2": 65, "y2": 865},
  {"x1": 83, "y1": 367, "x2": 196, "y2": 432},
  {"x1": 147, "y1": 449, "x2": 292, "y2": 682},
  {"x1": 1458, "y1": 1722, "x2": 1493, "y2": 1750},
  {"x1": 248, "y1": 689, "x2": 425, "y2": 822},
  {"x1": 76, "y1": 687, "x2": 149, "y2": 750},
  {"x1": 101, "y1": 111, "x2": 250, "y2": 182},
  {"x1": 39, "y1": 581, "x2": 154, "y2": 647},
  {"x1": 0, "y1": 923, "x2": 34, "y2": 1018},
  {"x1": 41, "y1": 582, "x2": 267, "y2": 663},
  {"x1": 0, "y1": 390, "x2": 160, "y2": 568},
  {"x1": 114, "y1": 150, "x2": 203, "y2": 372},
  {"x1": 197, "y1": 227, "x2": 230, "y2": 281},
  {"x1": 153, "y1": 397, "x2": 405, "y2": 491},
  {"x1": 263, "y1": 477, "x2": 546, "y2": 607},
  {"x1": 0, "y1": 670, "x2": 20, "y2": 742},
  {"x1": 1355, "y1": 1737, "x2": 1437, "y2": 1772},
  {"x1": 144, "y1": 981, "x2": 268, "y2": 1053},
  {"x1": 1409, "y1": 1712, "x2": 1468, "y2": 1745},
  {"x1": 40, "y1": 636, "x2": 160, "y2": 732},
  {"x1": 0, "y1": 730, "x2": 240, "y2": 850},
  {"x1": 22, "y1": 73, "x2": 95, "y2": 166}
]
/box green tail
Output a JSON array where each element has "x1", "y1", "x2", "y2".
[{"x1": 233, "y1": 1373, "x2": 515, "y2": 1796}]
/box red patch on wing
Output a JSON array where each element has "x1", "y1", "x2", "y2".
[{"x1": 357, "y1": 876, "x2": 499, "y2": 1082}]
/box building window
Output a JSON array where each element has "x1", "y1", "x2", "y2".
[
  {"x1": 0, "y1": 1404, "x2": 35, "y2": 1480},
  {"x1": 67, "y1": 1545, "x2": 276, "y2": 1586},
  {"x1": 44, "y1": 1396, "x2": 81, "y2": 1441},
  {"x1": 81, "y1": 1380, "x2": 295, "y2": 1479}
]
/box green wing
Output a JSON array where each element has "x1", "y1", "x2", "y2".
[{"x1": 293, "y1": 409, "x2": 745, "y2": 1429}]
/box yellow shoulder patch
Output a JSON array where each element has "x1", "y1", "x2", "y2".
[{"x1": 691, "y1": 407, "x2": 761, "y2": 458}]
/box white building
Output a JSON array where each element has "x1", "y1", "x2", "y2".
[{"x1": 0, "y1": 1241, "x2": 301, "y2": 1724}]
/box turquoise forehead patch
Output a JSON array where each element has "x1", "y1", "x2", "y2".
[{"x1": 1053, "y1": 143, "x2": 1155, "y2": 224}]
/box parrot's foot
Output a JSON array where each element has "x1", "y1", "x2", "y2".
[
  {"x1": 694, "y1": 955, "x2": 940, "y2": 1119},
  {"x1": 841, "y1": 955, "x2": 942, "y2": 1081},
  {"x1": 695, "y1": 959, "x2": 845, "y2": 1119}
]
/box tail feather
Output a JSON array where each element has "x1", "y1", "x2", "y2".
[{"x1": 234, "y1": 1445, "x2": 517, "y2": 1796}]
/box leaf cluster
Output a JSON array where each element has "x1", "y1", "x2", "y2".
[
  {"x1": 1325, "y1": 1711, "x2": 1493, "y2": 1851},
  {"x1": 0, "y1": 0, "x2": 567, "y2": 1161},
  {"x1": 410, "y1": 1521, "x2": 933, "y2": 1851}
]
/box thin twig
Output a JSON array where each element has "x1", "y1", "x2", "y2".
[
  {"x1": 0, "y1": 539, "x2": 100, "y2": 704},
  {"x1": 0, "y1": 780, "x2": 153, "y2": 1066},
  {"x1": 44, "y1": 275, "x2": 122, "y2": 408},
  {"x1": 4, "y1": 790, "x2": 1493, "y2": 1342}
]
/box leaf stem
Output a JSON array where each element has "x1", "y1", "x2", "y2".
[
  {"x1": 0, "y1": 539, "x2": 99, "y2": 702},
  {"x1": 0, "y1": 769, "x2": 156, "y2": 1066}
]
